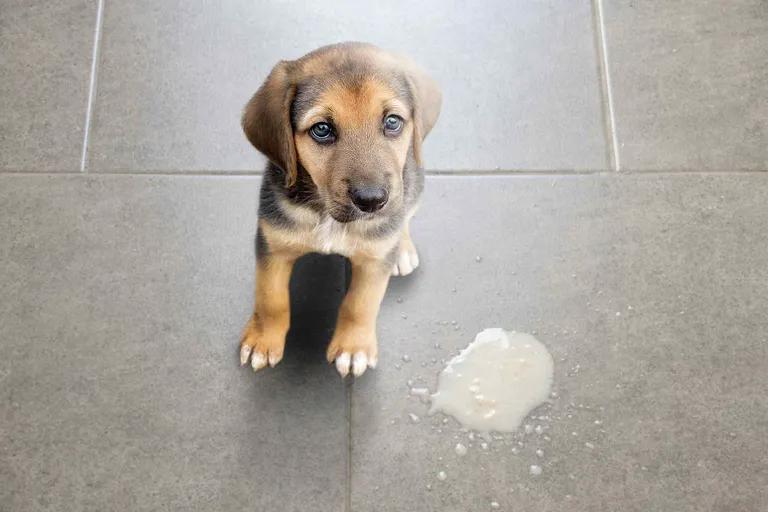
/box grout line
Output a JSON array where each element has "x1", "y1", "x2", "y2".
[
  {"x1": 344, "y1": 260, "x2": 353, "y2": 512},
  {"x1": 1, "y1": 168, "x2": 768, "y2": 178},
  {"x1": 592, "y1": 0, "x2": 620, "y2": 171},
  {"x1": 79, "y1": 0, "x2": 105, "y2": 173},
  {"x1": 428, "y1": 169, "x2": 605, "y2": 176},
  {"x1": 345, "y1": 378, "x2": 353, "y2": 512}
]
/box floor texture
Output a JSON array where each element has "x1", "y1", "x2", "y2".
[{"x1": 1, "y1": 1, "x2": 767, "y2": 511}]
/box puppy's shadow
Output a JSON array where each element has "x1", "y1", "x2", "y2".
[{"x1": 280, "y1": 253, "x2": 348, "y2": 376}]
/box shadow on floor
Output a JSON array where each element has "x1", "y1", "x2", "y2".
[{"x1": 282, "y1": 253, "x2": 347, "y2": 372}]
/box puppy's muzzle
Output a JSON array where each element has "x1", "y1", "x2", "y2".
[{"x1": 349, "y1": 186, "x2": 389, "y2": 213}]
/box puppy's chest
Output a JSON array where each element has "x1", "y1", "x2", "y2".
[{"x1": 311, "y1": 217, "x2": 357, "y2": 256}]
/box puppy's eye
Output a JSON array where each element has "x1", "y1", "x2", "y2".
[
  {"x1": 383, "y1": 114, "x2": 404, "y2": 135},
  {"x1": 309, "y1": 122, "x2": 335, "y2": 143}
]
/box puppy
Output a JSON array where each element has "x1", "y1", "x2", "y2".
[{"x1": 239, "y1": 42, "x2": 441, "y2": 377}]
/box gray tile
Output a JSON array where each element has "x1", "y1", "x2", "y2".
[
  {"x1": 88, "y1": 0, "x2": 605, "y2": 172},
  {"x1": 351, "y1": 175, "x2": 768, "y2": 511},
  {"x1": 0, "y1": 175, "x2": 348, "y2": 511},
  {"x1": 603, "y1": 0, "x2": 768, "y2": 171},
  {"x1": 0, "y1": 1, "x2": 96, "y2": 172}
]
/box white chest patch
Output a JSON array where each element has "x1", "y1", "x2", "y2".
[{"x1": 313, "y1": 216, "x2": 355, "y2": 255}]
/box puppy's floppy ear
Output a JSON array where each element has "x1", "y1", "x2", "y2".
[
  {"x1": 242, "y1": 61, "x2": 298, "y2": 187},
  {"x1": 400, "y1": 58, "x2": 442, "y2": 168}
]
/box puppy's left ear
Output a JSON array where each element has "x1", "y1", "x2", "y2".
[
  {"x1": 242, "y1": 61, "x2": 298, "y2": 187},
  {"x1": 401, "y1": 59, "x2": 442, "y2": 167}
]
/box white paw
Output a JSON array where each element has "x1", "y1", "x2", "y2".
[
  {"x1": 392, "y1": 242, "x2": 419, "y2": 277},
  {"x1": 240, "y1": 340, "x2": 283, "y2": 372},
  {"x1": 332, "y1": 350, "x2": 378, "y2": 378},
  {"x1": 239, "y1": 314, "x2": 288, "y2": 372}
]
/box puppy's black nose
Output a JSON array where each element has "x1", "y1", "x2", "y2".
[{"x1": 349, "y1": 186, "x2": 389, "y2": 213}]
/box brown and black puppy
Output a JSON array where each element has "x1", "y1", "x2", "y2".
[{"x1": 239, "y1": 42, "x2": 441, "y2": 377}]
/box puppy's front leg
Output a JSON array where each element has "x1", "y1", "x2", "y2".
[
  {"x1": 327, "y1": 255, "x2": 391, "y2": 377},
  {"x1": 240, "y1": 250, "x2": 295, "y2": 371}
]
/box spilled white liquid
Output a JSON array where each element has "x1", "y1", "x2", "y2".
[{"x1": 429, "y1": 328, "x2": 554, "y2": 433}]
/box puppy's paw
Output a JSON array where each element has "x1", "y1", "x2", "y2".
[
  {"x1": 392, "y1": 238, "x2": 419, "y2": 277},
  {"x1": 326, "y1": 324, "x2": 378, "y2": 378},
  {"x1": 239, "y1": 314, "x2": 287, "y2": 372}
]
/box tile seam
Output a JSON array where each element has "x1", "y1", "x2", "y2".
[
  {"x1": 592, "y1": 0, "x2": 621, "y2": 171},
  {"x1": 79, "y1": 0, "x2": 105, "y2": 173}
]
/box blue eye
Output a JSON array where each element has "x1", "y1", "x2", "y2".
[
  {"x1": 310, "y1": 122, "x2": 335, "y2": 143},
  {"x1": 383, "y1": 115, "x2": 404, "y2": 135}
]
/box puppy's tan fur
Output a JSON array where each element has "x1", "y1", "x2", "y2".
[{"x1": 239, "y1": 43, "x2": 441, "y2": 377}]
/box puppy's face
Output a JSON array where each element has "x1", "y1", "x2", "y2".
[
  {"x1": 293, "y1": 76, "x2": 413, "y2": 222},
  {"x1": 243, "y1": 43, "x2": 441, "y2": 223}
]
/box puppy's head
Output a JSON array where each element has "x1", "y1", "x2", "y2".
[{"x1": 243, "y1": 43, "x2": 441, "y2": 222}]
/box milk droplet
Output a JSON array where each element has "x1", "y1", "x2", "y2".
[
  {"x1": 475, "y1": 256, "x2": 482, "y2": 262},
  {"x1": 490, "y1": 502, "x2": 500, "y2": 509},
  {"x1": 402, "y1": 355, "x2": 411, "y2": 362},
  {"x1": 535, "y1": 449, "x2": 544, "y2": 457},
  {"x1": 480, "y1": 442, "x2": 488, "y2": 450},
  {"x1": 529, "y1": 465, "x2": 542, "y2": 476},
  {"x1": 534, "y1": 425, "x2": 544, "y2": 435},
  {"x1": 455, "y1": 443, "x2": 468, "y2": 456},
  {"x1": 585, "y1": 442, "x2": 595, "y2": 449},
  {"x1": 408, "y1": 413, "x2": 421, "y2": 423},
  {"x1": 437, "y1": 471, "x2": 447, "y2": 481}
]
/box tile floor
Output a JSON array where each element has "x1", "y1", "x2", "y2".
[{"x1": 1, "y1": 1, "x2": 767, "y2": 511}]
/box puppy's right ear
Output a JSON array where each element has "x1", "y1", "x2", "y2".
[{"x1": 242, "y1": 61, "x2": 298, "y2": 187}]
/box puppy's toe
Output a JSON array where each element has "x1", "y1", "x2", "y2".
[
  {"x1": 335, "y1": 352, "x2": 352, "y2": 377},
  {"x1": 240, "y1": 344, "x2": 253, "y2": 366},
  {"x1": 250, "y1": 351, "x2": 268, "y2": 371},
  {"x1": 392, "y1": 242, "x2": 420, "y2": 277},
  {"x1": 352, "y1": 351, "x2": 370, "y2": 377}
]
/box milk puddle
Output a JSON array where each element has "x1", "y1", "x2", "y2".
[{"x1": 429, "y1": 328, "x2": 554, "y2": 433}]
